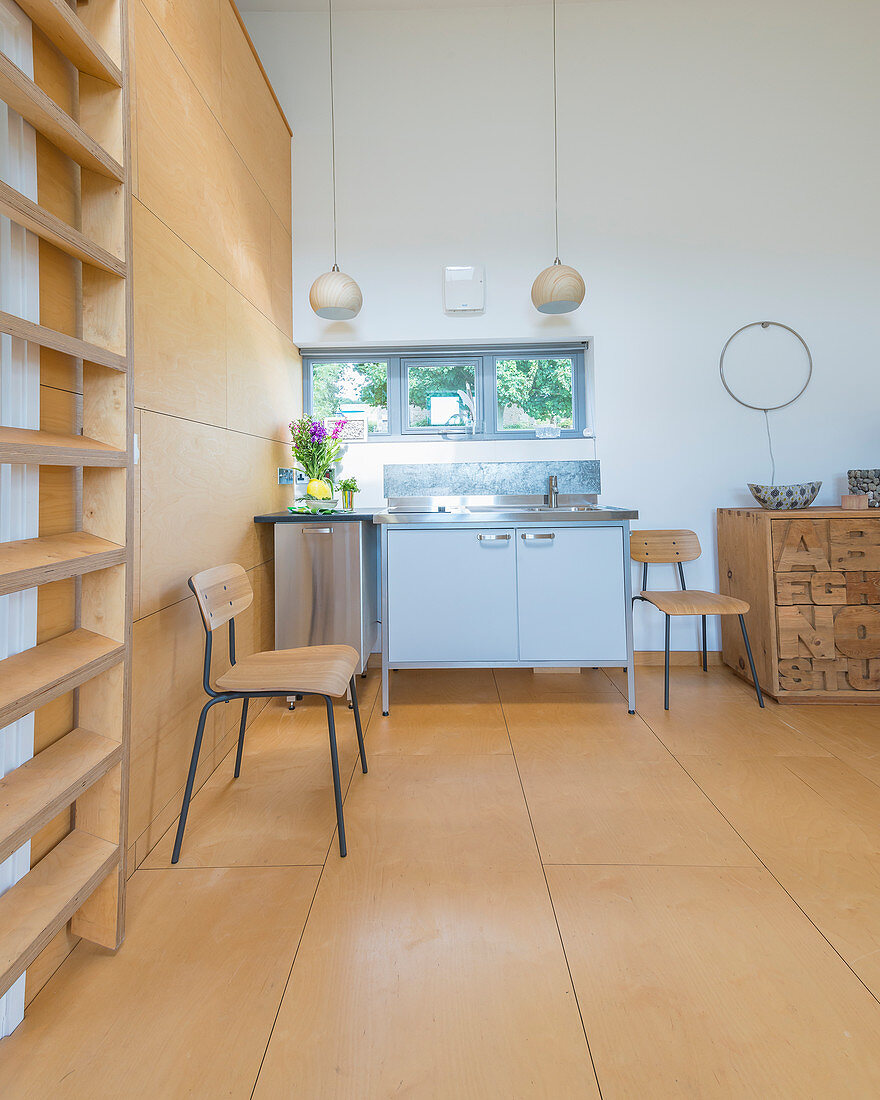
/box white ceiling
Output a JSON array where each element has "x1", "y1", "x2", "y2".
[{"x1": 236, "y1": 0, "x2": 597, "y2": 11}]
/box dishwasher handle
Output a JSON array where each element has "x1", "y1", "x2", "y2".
[
  {"x1": 302, "y1": 527, "x2": 333, "y2": 534},
  {"x1": 521, "y1": 532, "x2": 555, "y2": 541}
]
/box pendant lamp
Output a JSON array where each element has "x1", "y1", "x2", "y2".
[
  {"x1": 531, "y1": 0, "x2": 585, "y2": 315},
  {"x1": 310, "y1": 0, "x2": 362, "y2": 320}
]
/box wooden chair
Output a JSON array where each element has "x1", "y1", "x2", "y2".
[
  {"x1": 630, "y1": 530, "x2": 764, "y2": 711},
  {"x1": 172, "y1": 564, "x2": 367, "y2": 863}
]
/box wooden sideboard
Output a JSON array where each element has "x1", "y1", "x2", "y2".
[{"x1": 718, "y1": 507, "x2": 880, "y2": 703}]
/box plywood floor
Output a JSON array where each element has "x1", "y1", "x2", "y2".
[{"x1": 3, "y1": 666, "x2": 880, "y2": 1096}]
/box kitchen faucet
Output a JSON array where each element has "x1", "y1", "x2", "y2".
[{"x1": 547, "y1": 474, "x2": 558, "y2": 508}]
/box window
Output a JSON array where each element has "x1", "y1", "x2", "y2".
[
  {"x1": 403, "y1": 358, "x2": 477, "y2": 432},
  {"x1": 309, "y1": 360, "x2": 389, "y2": 434},
  {"x1": 302, "y1": 343, "x2": 591, "y2": 441},
  {"x1": 495, "y1": 357, "x2": 574, "y2": 433}
]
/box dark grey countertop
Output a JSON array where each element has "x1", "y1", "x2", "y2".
[{"x1": 254, "y1": 509, "x2": 383, "y2": 523}]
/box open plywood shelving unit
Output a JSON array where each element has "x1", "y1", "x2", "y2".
[{"x1": 0, "y1": 0, "x2": 131, "y2": 1000}]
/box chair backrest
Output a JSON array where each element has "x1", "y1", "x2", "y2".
[
  {"x1": 630, "y1": 530, "x2": 702, "y2": 564},
  {"x1": 189, "y1": 564, "x2": 253, "y2": 632}
]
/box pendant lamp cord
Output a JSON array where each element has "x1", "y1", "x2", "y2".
[
  {"x1": 328, "y1": 0, "x2": 339, "y2": 269},
  {"x1": 552, "y1": 0, "x2": 560, "y2": 262}
]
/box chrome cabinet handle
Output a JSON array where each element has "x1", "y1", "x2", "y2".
[
  {"x1": 302, "y1": 527, "x2": 333, "y2": 534},
  {"x1": 521, "y1": 532, "x2": 555, "y2": 540},
  {"x1": 477, "y1": 533, "x2": 511, "y2": 541}
]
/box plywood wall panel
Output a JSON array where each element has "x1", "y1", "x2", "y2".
[
  {"x1": 138, "y1": 411, "x2": 285, "y2": 616},
  {"x1": 132, "y1": 200, "x2": 227, "y2": 426},
  {"x1": 226, "y1": 284, "x2": 301, "y2": 443},
  {"x1": 134, "y1": 1, "x2": 273, "y2": 323},
  {"x1": 129, "y1": 594, "x2": 226, "y2": 841},
  {"x1": 40, "y1": 383, "x2": 80, "y2": 433},
  {"x1": 36, "y1": 578, "x2": 76, "y2": 644},
  {"x1": 269, "y1": 209, "x2": 294, "y2": 340},
  {"x1": 141, "y1": 0, "x2": 222, "y2": 116},
  {"x1": 219, "y1": 0, "x2": 291, "y2": 233},
  {"x1": 127, "y1": 0, "x2": 298, "y2": 865},
  {"x1": 39, "y1": 465, "x2": 77, "y2": 535}
]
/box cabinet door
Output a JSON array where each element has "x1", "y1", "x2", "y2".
[
  {"x1": 516, "y1": 526, "x2": 628, "y2": 662},
  {"x1": 387, "y1": 529, "x2": 518, "y2": 662}
]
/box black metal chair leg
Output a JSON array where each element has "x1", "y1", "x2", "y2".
[
  {"x1": 233, "y1": 697, "x2": 249, "y2": 778},
  {"x1": 350, "y1": 676, "x2": 368, "y2": 774},
  {"x1": 701, "y1": 615, "x2": 708, "y2": 671},
  {"x1": 664, "y1": 614, "x2": 671, "y2": 711},
  {"x1": 738, "y1": 614, "x2": 765, "y2": 708},
  {"x1": 323, "y1": 696, "x2": 347, "y2": 857},
  {"x1": 172, "y1": 697, "x2": 217, "y2": 864}
]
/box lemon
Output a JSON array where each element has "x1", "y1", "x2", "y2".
[{"x1": 306, "y1": 478, "x2": 332, "y2": 500}]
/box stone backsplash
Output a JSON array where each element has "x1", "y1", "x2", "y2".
[{"x1": 383, "y1": 460, "x2": 601, "y2": 498}]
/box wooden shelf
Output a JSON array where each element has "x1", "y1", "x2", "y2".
[
  {"x1": 0, "y1": 729, "x2": 121, "y2": 866},
  {"x1": 0, "y1": 531, "x2": 126, "y2": 596},
  {"x1": 0, "y1": 180, "x2": 125, "y2": 276},
  {"x1": 0, "y1": 830, "x2": 119, "y2": 998},
  {"x1": 0, "y1": 53, "x2": 123, "y2": 180},
  {"x1": 0, "y1": 629, "x2": 124, "y2": 728},
  {"x1": 11, "y1": 0, "x2": 122, "y2": 86},
  {"x1": 0, "y1": 427, "x2": 126, "y2": 467},
  {"x1": 0, "y1": 310, "x2": 127, "y2": 372}
]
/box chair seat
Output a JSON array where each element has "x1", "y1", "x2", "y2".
[
  {"x1": 215, "y1": 644, "x2": 359, "y2": 696},
  {"x1": 641, "y1": 590, "x2": 750, "y2": 616}
]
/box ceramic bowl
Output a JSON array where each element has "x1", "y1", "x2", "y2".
[{"x1": 747, "y1": 481, "x2": 821, "y2": 510}]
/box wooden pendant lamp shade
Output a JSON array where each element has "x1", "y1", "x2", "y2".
[
  {"x1": 531, "y1": 260, "x2": 586, "y2": 314},
  {"x1": 309, "y1": 265, "x2": 363, "y2": 321}
]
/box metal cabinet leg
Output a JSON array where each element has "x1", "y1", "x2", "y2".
[
  {"x1": 382, "y1": 663, "x2": 390, "y2": 716},
  {"x1": 350, "y1": 676, "x2": 368, "y2": 774}
]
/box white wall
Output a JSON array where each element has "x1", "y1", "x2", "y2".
[{"x1": 243, "y1": 0, "x2": 880, "y2": 651}]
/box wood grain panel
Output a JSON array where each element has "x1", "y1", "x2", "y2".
[
  {"x1": 549, "y1": 865, "x2": 880, "y2": 1098},
  {"x1": 138, "y1": 410, "x2": 284, "y2": 615},
  {"x1": 225, "y1": 283, "x2": 300, "y2": 442},
  {"x1": 131, "y1": 200, "x2": 226, "y2": 426},
  {"x1": 220, "y1": 0, "x2": 290, "y2": 233},
  {"x1": 0, "y1": 867, "x2": 320, "y2": 1098},
  {"x1": 134, "y1": 1, "x2": 272, "y2": 320},
  {"x1": 129, "y1": 595, "x2": 226, "y2": 841},
  {"x1": 253, "y1": 755, "x2": 597, "y2": 1098},
  {"x1": 269, "y1": 207, "x2": 293, "y2": 338},
  {"x1": 140, "y1": 0, "x2": 222, "y2": 114},
  {"x1": 682, "y1": 755, "x2": 880, "y2": 991}
]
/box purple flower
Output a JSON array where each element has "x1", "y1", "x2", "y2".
[
  {"x1": 310, "y1": 421, "x2": 327, "y2": 443},
  {"x1": 330, "y1": 418, "x2": 347, "y2": 440}
]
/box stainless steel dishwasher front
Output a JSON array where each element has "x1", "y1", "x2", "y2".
[{"x1": 274, "y1": 520, "x2": 379, "y2": 674}]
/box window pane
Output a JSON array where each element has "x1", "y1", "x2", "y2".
[
  {"x1": 406, "y1": 361, "x2": 477, "y2": 430},
  {"x1": 495, "y1": 358, "x2": 574, "y2": 432},
  {"x1": 310, "y1": 361, "x2": 388, "y2": 434}
]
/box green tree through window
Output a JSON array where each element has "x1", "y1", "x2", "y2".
[
  {"x1": 496, "y1": 358, "x2": 573, "y2": 431},
  {"x1": 311, "y1": 361, "x2": 388, "y2": 433}
]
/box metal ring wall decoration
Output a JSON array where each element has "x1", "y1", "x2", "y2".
[{"x1": 719, "y1": 321, "x2": 813, "y2": 412}]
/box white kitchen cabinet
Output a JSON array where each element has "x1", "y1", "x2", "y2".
[
  {"x1": 387, "y1": 528, "x2": 518, "y2": 662},
  {"x1": 516, "y1": 526, "x2": 628, "y2": 662}
]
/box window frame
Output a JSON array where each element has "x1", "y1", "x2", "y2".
[{"x1": 302, "y1": 342, "x2": 593, "y2": 442}]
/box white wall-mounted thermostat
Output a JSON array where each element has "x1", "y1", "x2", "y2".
[{"x1": 443, "y1": 265, "x2": 485, "y2": 313}]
